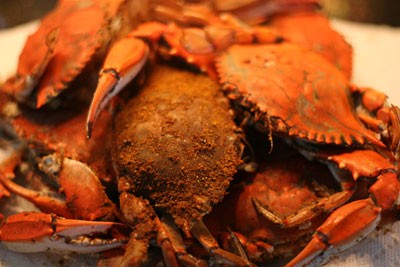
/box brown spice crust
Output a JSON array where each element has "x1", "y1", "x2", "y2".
[{"x1": 113, "y1": 65, "x2": 241, "y2": 226}]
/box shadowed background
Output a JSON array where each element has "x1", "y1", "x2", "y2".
[{"x1": 0, "y1": 0, "x2": 400, "y2": 29}]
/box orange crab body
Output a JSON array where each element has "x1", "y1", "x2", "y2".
[
  {"x1": 214, "y1": 42, "x2": 400, "y2": 265},
  {"x1": 205, "y1": 141, "x2": 339, "y2": 263},
  {"x1": 218, "y1": 43, "x2": 379, "y2": 146},
  {"x1": 268, "y1": 11, "x2": 353, "y2": 79},
  {"x1": 3, "y1": 0, "x2": 339, "y2": 138}
]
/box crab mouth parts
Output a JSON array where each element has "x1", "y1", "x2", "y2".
[
  {"x1": 3, "y1": 233, "x2": 128, "y2": 254},
  {"x1": 56, "y1": 233, "x2": 128, "y2": 248}
]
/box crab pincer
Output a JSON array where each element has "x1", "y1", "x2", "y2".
[
  {"x1": 285, "y1": 149, "x2": 399, "y2": 266},
  {"x1": 0, "y1": 212, "x2": 129, "y2": 254},
  {"x1": 85, "y1": 36, "x2": 151, "y2": 139}
]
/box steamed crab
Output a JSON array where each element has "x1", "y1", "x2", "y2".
[
  {"x1": 204, "y1": 131, "x2": 399, "y2": 266},
  {"x1": 0, "y1": 62, "x2": 255, "y2": 266},
  {"x1": 211, "y1": 42, "x2": 400, "y2": 265},
  {"x1": 0, "y1": 86, "x2": 131, "y2": 254},
  {"x1": 204, "y1": 139, "x2": 340, "y2": 264},
  {"x1": 204, "y1": 41, "x2": 400, "y2": 265},
  {"x1": 2, "y1": 0, "x2": 347, "y2": 139},
  {"x1": 0, "y1": 0, "x2": 399, "y2": 267}
]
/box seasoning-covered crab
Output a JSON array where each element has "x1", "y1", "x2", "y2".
[
  {"x1": 0, "y1": 63, "x2": 251, "y2": 266},
  {"x1": 109, "y1": 64, "x2": 253, "y2": 266}
]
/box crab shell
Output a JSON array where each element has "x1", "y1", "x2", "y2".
[
  {"x1": 205, "y1": 143, "x2": 338, "y2": 262},
  {"x1": 2, "y1": 1, "x2": 109, "y2": 107},
  {"x1": 268, "y1": 11, "x2": 353, "y2": 79},
  {"x1": 0, "y1": 86, "x2": 120, "y2": 222},
  {"x1": 2, "y1": 0, "x2": 331, "y2": 139},
  {"x1": 217, "y1": 42, "x2": 382, "y2": 147},
  {"x1": 112, "y1": 64, "x2": 242, "y2": 227},
  {"x1": 108, "y1": 64, "x2": 264, "y2": 266}
]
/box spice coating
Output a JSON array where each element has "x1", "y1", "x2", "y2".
[{"x1": 112, "y1": 65, "x2": 241, "y2": 226}]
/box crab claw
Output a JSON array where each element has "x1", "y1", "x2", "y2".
[
  {"x1": 0, "y1": 156, "x2": 119, "y2": 221},
  {"x1": 285, "y1": 199, "x2": 381, "y2": 267},
  {"x1": 86, "y1": 37, "x2": 149, "y2": 139},
  {"x1": 0, "y1": 212, "x2": 129, "y2": 254},
  {"x1": 2, "y1": 28, "x2": 58, "y2": 101}
]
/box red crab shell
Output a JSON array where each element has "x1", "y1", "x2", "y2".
[
  {"x1": 203, "y1": 140, "x2": 342, "y2": 262},
  {"x1": 217, "y1": 42, "x2": 382, "y2": 147},
  {"x1": 3, "y1": 1, "x2": 111, "y2": 107},
  {"x1": 2, "y1": 0, "x2": 334, "y2": 139},
  {"x1": 268, "y1": 11, "x2": 353, "y2": 79},
  {"x1": 0, "y1": 86, "x2": 120, "y2": 221}
]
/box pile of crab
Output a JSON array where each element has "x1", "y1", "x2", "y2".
[{"x1": 0, "y1": 0, "x2": 399, "y2": 266}]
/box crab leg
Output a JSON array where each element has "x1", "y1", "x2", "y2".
[
  {"x1": 0, "y1": 175, "x2": 73, "y2": 218},
  {"x1": 191, "y1": 220, "x2": 256, "y2": 266},
  {"x1": 0, "y1": 212, "x2": 129, "y2": 254},
  {"x1": 252, "y1": 189, "x2": 353, "y2": 228},
  {"x1": 247, "y1": 147, "x2": 356, "y2": 228},
  {"x1": 286, "y1": 150, "x2": 400, "y2": 266},
  {"x1": 0, "y1": 142, "x2": 23, "y2": 199},
  {"x1": 2, "y1": 22, "x2": 58, "y2": 99},
  {"x1": 115, "y1": 192, "x2": 158, "y2": 266},
  {"x1": 0, "y1": 156, "x2": 119, "y2": 221},
  {"x1": 388, "y1": 106, "x2": 400, "y2": 160},
  {"x1": 86, "y1": 37, "x2": 149, "y2": 139},
  {"x1": 350, "y1": 85, "x2": 393, "y2": 133},
  {"x1": 158, "y1": 217, "x2": 207, "y2": 267},
  {"x1": 349, "y1": 87, "x2": 400, "y2": 159},
  {"x1": 285, "y1": 198, "x2": 381, "y2": 267}
]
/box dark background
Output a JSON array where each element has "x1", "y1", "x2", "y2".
[
  {"x1": 0, "y1": 0, "x2": 56, "y2": 29},
  {"x1": 321, "y1": 0, "x2": 400, "y2": 26},
  {"x1": 0, "y1": 0, "x2": 400, "y2": 29}
]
